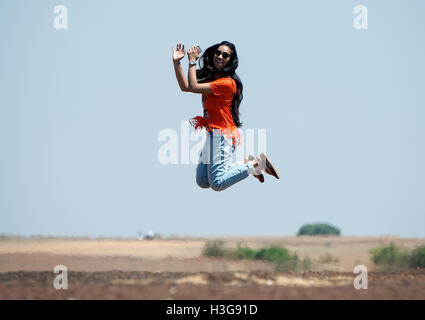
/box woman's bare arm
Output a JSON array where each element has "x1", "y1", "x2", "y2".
[
  {"x1": 172, "y1": 44, "x2": 190, "y2": 92},
  {"x1": 187, "y1": 46, "x2": 213, "y2": 94},
  {"x1": 173, "y1": 60, "x2": 190, "y2": 92}
]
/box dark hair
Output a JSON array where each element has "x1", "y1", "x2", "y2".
[{"x1": 197, "y1": 41, "x2": 243, "y2": 128}]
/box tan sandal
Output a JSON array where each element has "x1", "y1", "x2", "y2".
[{"x1": 259, "y1": 153, "x2": 280, "y2": 179}]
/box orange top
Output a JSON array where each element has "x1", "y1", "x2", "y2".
[{"x1": 189, "y1": 77, "x2": 241, "y2": 148}]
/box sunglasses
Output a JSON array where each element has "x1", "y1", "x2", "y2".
[{"x1": 214, "y1": 49, "x2": 231, "y2": 59}]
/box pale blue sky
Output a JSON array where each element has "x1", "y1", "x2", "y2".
[{"x1": 1, "y1": 0, "x2": 424, "y2": 237}]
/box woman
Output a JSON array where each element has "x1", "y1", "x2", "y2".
[{"x1": 172, "y1": 41, "x2": 280, "y2": 191}]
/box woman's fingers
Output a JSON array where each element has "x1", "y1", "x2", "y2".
[
  {"x1": 175, "y1": 43, "x2": 199, "y2": 53},
  {"x1": 187, "y1": 46, "x2": 198, "y2": 57},
  {"x1": 186, "y1": 46, "x2": 199, "y2": 57},
  {"x1": 175, "y1": 43, "x2": 187, "y2": 52}
]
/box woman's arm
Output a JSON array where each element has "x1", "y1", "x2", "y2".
[
  {"x1": 173, "y1": 60, "x2": 190, "y2": 92},
  {"x1": 172, "y1": 44, "x2": 191, "y2": 92},
  {"x1": 187, "y1": 46, "x2": 213, "y2": 94}
]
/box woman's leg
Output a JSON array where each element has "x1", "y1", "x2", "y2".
[
  {"x1": 195, "y1": 151, "x2": 210, "y2": 189},
  {"x1": 207, "y1": 130, "x2": 255, "y2": 192}
]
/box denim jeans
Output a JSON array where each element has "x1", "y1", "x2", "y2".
[{"x1": 196, "y1": 129, "x2": 255, "y2": 191}]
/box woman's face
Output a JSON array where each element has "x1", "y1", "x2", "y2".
[{"x1": 213, "y1": 45, "x2": 232, "y2": 69}]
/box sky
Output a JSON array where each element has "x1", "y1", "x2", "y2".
[{"x1": 1, "y1": 0, "x2": 424, "y2": 238}]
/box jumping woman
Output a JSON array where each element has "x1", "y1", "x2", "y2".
[{"x1": 172, "y1": 41, "x2": 280, "y2": 191}]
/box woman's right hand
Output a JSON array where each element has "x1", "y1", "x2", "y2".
[{"x1": 172, "y1": 43, "x2": 186, "y2": 62}]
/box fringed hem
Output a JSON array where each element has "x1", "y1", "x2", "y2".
[{"x1": 189, "y1": 116, "x2": 241, "y2": 148}]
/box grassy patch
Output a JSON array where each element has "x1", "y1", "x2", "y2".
[
  {"x1": 202, "y1": 241, "x2": 310, "y2": 272},
  {"x1": 235, "y1": 245, "x2": 291, "y2": 262},
  {"x1": 409, "y1": 245, "x2": 425, "y2": 268},
  {"x1": 370, "y1": 243, "x2": 412, "y2": 270}
]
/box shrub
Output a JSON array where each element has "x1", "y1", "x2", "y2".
[
  {"x1": 409, "y1": 245, "x2": 425, "y2": 268},
  {"x1": 235, "y1": 245, "x2": 310, "y2": 272},
  {"x1": 255, "y1": 246, "x2": 292, "y2": 262},
  {"x1": 202, "y1": 241, "x2": 311, "y2": 272},
  {"x1": 370, "y1": 243, "x2": 410, "y2": 270},
  {"x1": 233, "y1": 246, "x2": 257, "y2": 260},
  {"x1": 297, "y1": 223, "x2": 341, "y2": 236},
  {"x1": 234, "y1": 245, "x2": 291, "y2": 262},
  {"x1": 202, "y1": 240, "x2": 228, "y2": 257}
]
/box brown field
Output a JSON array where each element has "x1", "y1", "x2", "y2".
[{"x1": 1, "y1": 235, "x2": 425, "y2": 299}]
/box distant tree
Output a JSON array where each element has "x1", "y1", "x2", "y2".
[{"x1": 297, "y1": 223, "x2": 341, "y2": 236}]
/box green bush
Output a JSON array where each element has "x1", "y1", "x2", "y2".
[
  {"x1": 255, "y1": 246, "x2": 292, "y2": 262},
  {"x1": 409, "y1": 245, "x2": 425, "y2": 268},
  {"x1": 202, "y1": 241, "x2": 311, "y2": 271},
  {"x1": 233, "y1": 246, "x2": 258, "y2": 260},
  {"x1": 235, "y1": 245, "x2": 292, "y2": 262},
  {"x1": 297, "y1": 223, "x2": 341, "y2": 236},
  {"x1": 370, "y1": 243, "x2": 410, "y2": 270},
  {"x1": 238, "y1": 245, "x2": 310, "y2": 272}
]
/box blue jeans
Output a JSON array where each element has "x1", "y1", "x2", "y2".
[{"x1": 196, "y1": 129, "x2": 255, "y2": 191}]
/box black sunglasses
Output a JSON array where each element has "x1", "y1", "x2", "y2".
[{"x1": 214, "y1": 49, "x2": 231, "y2": 59}]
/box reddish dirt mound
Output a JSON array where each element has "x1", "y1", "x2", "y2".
[{"x1": 1, "y1": 270, "x2": 425, "y2": 300}]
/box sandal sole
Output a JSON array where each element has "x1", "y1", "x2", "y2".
[{"x1": 260, "y1": 153, "x2": 280, "y2": 179}]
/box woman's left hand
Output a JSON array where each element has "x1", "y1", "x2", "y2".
[{"x1": 187, "y1": 46, "x2": 200, "y2": 62}]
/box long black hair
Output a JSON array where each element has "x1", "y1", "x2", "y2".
[{"x1": 197, "y1": 41, "x2": 243, "y2": 128}]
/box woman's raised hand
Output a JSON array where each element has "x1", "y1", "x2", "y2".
[
  {"x1": 187, "y1": 46, "x2": 200, "y2": 62},
  {"x1": 172, "y1": 43, "x2": 186, "y2": 62}
]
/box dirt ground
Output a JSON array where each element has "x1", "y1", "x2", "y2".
[{"x1": 1, "y1": 236, "x2": 425, "y2": 299}]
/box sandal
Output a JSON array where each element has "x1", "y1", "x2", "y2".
[{"x1": 259, "y1": 153, "x2": 280, "y2": 179}]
